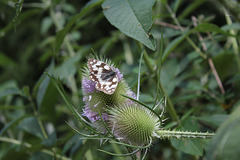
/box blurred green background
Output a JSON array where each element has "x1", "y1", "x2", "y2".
[{"x1": 0, "y1": 0, "x2": 240, "y2": 159}]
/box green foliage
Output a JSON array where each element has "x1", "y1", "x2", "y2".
[
  {"x1": 102, "y1": 0, "x2": 156, "y2": 50},
  {"x1": 206, "y1": 106, "x2": 240, "y2": 160},
  {"x1": 170, "y1": 117, "x2": 206, "y2": 156},
  {"x1": 0, "y1": 0, "x2": 240, "y2": 159}
]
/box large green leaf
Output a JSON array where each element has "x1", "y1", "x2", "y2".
[
  {"x1": 102, "y1": 0, "x2": 156, "y2": 50},
  {"x1": 206, "y1": 106, "x2": 240, "y2": 160}
]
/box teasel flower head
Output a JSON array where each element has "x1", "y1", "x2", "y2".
[
  {"x1": 109, "y1": 104, "x2": 161, "y2": 146},
  {"x1": 81, "y1": 57, "x2": 136, "y2": 128}
]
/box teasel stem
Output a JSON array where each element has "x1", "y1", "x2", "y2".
[{"x1": 156, "y1": 129, "x2": 215, "y2": 139}]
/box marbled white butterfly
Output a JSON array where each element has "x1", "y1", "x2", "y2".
[{"x1": 87, "y1": 59, "x2": 118, "y2": 95}]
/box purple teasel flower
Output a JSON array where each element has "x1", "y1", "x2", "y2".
[{"x1": 81, "y1": 58, "x2": 136, "y2": 124}]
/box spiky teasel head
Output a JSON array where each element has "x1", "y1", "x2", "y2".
[
  {"x1": 81, "y1": 56, "x2": 136, "y2": 126},
  {"x1": 109, "y1": 104, "x2": 161, "y2": 146}
]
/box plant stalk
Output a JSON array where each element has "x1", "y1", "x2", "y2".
[
  {"x1": 0, "y1": 137, "x2": 70, "y2": 160},
  {"x1": 156, "y1": 129, "x2": 215, "y2": 139},
  {"x1": 142, "y1": 51, "x2": 180, "y2": 124}
]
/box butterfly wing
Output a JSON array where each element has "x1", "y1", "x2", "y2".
[{"x1": 88, "y1": 59, "x2": 118, "y2": 94}]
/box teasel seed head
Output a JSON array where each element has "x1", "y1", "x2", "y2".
[{"x1": 109, "y1": 104, "x2": 161, "y2": 146}]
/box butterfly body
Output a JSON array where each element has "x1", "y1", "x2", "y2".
[{"x1": 87, "y1": 59, "x2": 118, "y2": 95}]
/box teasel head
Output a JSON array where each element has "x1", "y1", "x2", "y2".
[
  {"x1": 81, "y1": 57, "x2": 136, "y2": 130},
  {"x1": 109, "y1": 103, "x2": 161, "y2": 146},
  {"x1": 107, "y1": 99, "x2": 216, "y2": 147}
]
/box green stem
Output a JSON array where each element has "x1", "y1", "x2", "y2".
[
  {"x1": 29, "y1": 96, "x2": 48, "y2": 139},
  {"x1": 156, "y1": 129, "x2": 215, "y2": 139},
  {"x1": 110, "y1": 143, "x2": 125, "y2": 160},
  {"x1": 50, "y1": 7, "x2": 79, "y2": 104},
  {"x1": 223, "y1": 7, "x2": 240, "y2": 71},
  {"x1": 142, "y1": 50, "x2": 180, "y2": 124},
  {"x1": 143, "y1": 52, "x2": 154, "y2": 73},
  {"x1": 0, "y1": 137, "x2": 71, "y2": 160},
  {"x1": 165, "y1": 4, "x2": 207, "y2": 59},
  {"x1": 158, "y1": 82, "x2": 180, "y2": 124}
]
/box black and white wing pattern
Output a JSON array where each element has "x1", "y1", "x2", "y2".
[{"x1": 87, "y1": 59, "x2": 118, "y2": 95}]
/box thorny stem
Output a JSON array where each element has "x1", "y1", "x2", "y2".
[{"x1": 156, "y1": 129, "x2": 215, "y2": 139}]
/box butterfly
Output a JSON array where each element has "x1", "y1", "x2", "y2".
[{"x1": 87, "y1": 59, "x2": 118, "y2": 95}]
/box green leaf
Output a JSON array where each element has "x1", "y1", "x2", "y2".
[
  {"x1": 0, "y1": 88, "x2": 21, "y2": 100},
  {"x1": 18, "y1": 117, "x2": 44, "y2": 139},
  {"x1": 178, "y1": 0, "x2": 208, "y2": 20},
  {"x1": 41, "y1": 131, "x2": 57, "y2": 147},
  {"x1": 206, "y1": 106, "x2": 240, "y2": 160},
  {"x1": 197, "y1": 114, "x2": 228, "y2": 129},
  {"x1": 102, "y1": 0, "x2": 156, "y2": 50},
  {"x1": 0, "y1": 52, "x2": 16, "y2": 67},
  {"x1": 212, "y1": 53, "x2": 237, "y2": 81},
  {"x1": 221, "y1": 23, "x2": 240, "y2": 31},
  {"x1": 40, "y1": 17, "x2": 53, "y2": 34},
  {"x1": 13, "y1": 0, "x2": 24, "y2": 30},
  {"x1": 53, "y1": 53, "x2": 81, "y2": 80},
  {"x1": 62, "y1": 134, "x2": 81, "y2": 155},
  {"x1": 0, "y1": 9, "x2": 41, "y2": 38},
  {"x1": 0, "y1": 80, "x2": 21, "y2": 100},
  {"x1": 45, "y1": 73, "x2": 99, "y2": 134},
  {"x1": 173, "y1": 0, "x2": 184, "y2": 13},
  {"x1": 55, "y1": 0, "x2": 104, "y2": 54},
  {"x1": 192, "y1": 23, "x2": 238, "y2": 37},
  {"x1": 162, "y1": 30, "x2": 190, "y2": 62},
  {"x1": 162, "y1": 23, "x2": 238, "y2": 62},
  {"x1": 35, "y1": 61, "x2": 54, "y2": 110},
  {"x1": 29, "y1": 152, "x2": 52, "y2": 160},
  {"x1": 160, "y1": 59, "x2": 181, "y2": 95},
  {"x1": 0, "y1": 114, "x2": 33, "y2": 136},
  {"x1": 170, "y1": 117, "x2": 207, "y2": 156}
]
